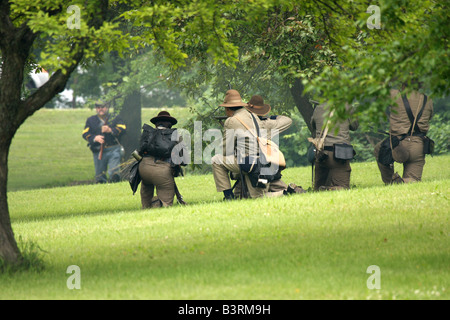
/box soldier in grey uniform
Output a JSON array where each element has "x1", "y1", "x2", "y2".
[
  {"x1": 138, "y1": 111, "x2": 184, "y2": 208},
  {"x1": 311, "y1": 102, "x2": 359, "y2": 191}
]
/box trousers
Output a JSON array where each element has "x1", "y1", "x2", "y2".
[
  {"x1": 139, "y1": 156, "x2": 175, "y2": 208},
  {"x1": 374, "y1": 136, "x2": 426, "y2": 184},
  {"x1": 92, "y1": 145, "x2": 121, "y2": 183},
  {"x1": 211, "y1": 154, "x2": 267, "y2": 198},
  {"x1": 314, "y1": 150, "x2": 351, "y2": 190}
]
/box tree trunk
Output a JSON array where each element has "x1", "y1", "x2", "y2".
[
  {"x1": 119, "y1": 89, "x2": 141, "y2": 160},
  {"x1": 290, "y1": 78, "x2": 315, "y2": 135},
  {"x1": 0, "y1": 0, "x2": 108, "y2": 267},
  {"x1": 0, "y1": 137, "x2": 21, "y2": 265}
]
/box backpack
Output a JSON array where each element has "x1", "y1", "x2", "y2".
[
  {"x1": 139, "y1": 124, "x2": 178, "y2": 158},
  {"x1": 235, "y1": 114, "x2": 286, "y2": 170}
]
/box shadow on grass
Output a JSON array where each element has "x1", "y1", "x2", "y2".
[{"x1": 10, "y1": 197, "x2": 224, "y2": 224}]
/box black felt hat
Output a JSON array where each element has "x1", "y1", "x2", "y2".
[{"x1": 150, "y1": 111, "x2": 178, "y2": 125}]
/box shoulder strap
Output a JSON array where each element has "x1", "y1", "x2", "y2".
[
  {"x1": 307, "y1": 110, "x2": 333, "y2": 151},
  {"x1": 250, "y1": 113, "x2": 261, "y2": 137},
  {"x1": 317, "y1": 110, "x2": 333, "y2": 151},
  {"x1": 402, "y1": 94, "x2": 427, "y2": 134},
  {"x1": 235, "y1": 116, "x2": 258, "y2": 138},
  {"x1": 401, "y1": 94, "x2": 414, "y2": 123},
  {"x1": 417, "y1": 95, "x2": 427, "y2": 121}
]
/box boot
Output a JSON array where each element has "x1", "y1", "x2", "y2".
[
  {"x1": 223, "y1": 189, "x2": 236, "y2": 201},
  {"x1": 287, "y1": 183, "x2": 306, "y2": 194},
  {"x1": 391, "y1": 172, "x2": 404, "y2": 184}
]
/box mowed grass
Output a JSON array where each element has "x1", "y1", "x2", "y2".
[
  {"x1": 3, "y1": 155, "x2": 450, "y2": 299},
  {"x1": 4, "y1": 108, "x2": 449, "y2": 299}
]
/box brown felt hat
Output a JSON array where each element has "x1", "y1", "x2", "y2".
[
  {"x1": 219, "y1": 89, "x2": 247, "y2": 107},
  {"x1": 150, "y1": 111, "x2": 178, "y2": 125},
  {"x1": 245, "y1": 95, "x2": 271, "y2": 116}
]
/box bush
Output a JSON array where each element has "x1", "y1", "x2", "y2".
[{"x1": 428, "y1": 113, "x2": 450, "y2": 155}]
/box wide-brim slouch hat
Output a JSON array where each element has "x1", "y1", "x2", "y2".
[
  {"x1": 150, "y1": 111, "x2": 178, "y2": 125},
  {"x1": 245, "y1": 95, "x2": 271, "y2": 116},
  {"x1": 219, "y1": 89, "x2": 247, "y2": 107}
]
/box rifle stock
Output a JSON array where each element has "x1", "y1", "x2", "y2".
[
  {"x1": 98, "y1": 142, "x2": 104, "y2": 160},
  {"x1": 174, "y1": 182, "x2": 187, "y2": 205},
  {"x1": 98, "y1": 113, "x2": 110, "y2": 160}
]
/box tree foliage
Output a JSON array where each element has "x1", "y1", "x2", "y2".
[{"x1": 303, "y1": 0, "x2": 449, "y2": 128}]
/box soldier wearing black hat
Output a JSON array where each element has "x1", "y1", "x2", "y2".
[{"x1": 137, "y1": 111, "x2": 186, "y2": 208}]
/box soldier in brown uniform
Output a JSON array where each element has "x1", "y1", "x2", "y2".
[
  {"x1": 211, "y1": 90, "x2": 286, "y2": 200},
  {"x1": 311, "y1": 102, "x2": 359, "y2": 191},
  {"x1": 138, "y1": 111, "x2": 186, "y2": 208},
  {"x1": 374, "y1": 88, "x2": 433, "y2": 184}
]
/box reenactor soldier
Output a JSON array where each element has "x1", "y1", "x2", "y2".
[
  {"x1": 211, "y1": 90, "x2": 267, "y2": 200},
  {"x1": 82, "y1": 101, "x2": 126, "y2": 183},
  {"x1": 310, "y1": 102, "x2": 359, "y2": 191},
  {"x1": 137, "y1": 111, "x2": 187, "y2": 208},
  {"x1": 374, "y1": 86, "x2": 433, "y2": 183},
  {"x1": 234, "y1": 95, "x2": 305, "y2": 197}
]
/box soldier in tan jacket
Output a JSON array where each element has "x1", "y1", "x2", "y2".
[
  {"x1": 233, "y1": 95, "x2": 305, "y2": 197},
  {"x1": 374, "y1": 87, "x2": 433, "y2": 183},
  {"x1": 211, "y1": 90, "x2": 267, "y2": 199}
]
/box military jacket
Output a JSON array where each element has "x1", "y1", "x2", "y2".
[
  {"x1": 82, "y1": 113, "x2": 126, "y2": 152},
  {"x1": 222, "y1": 108, "x2": 262, "y2": 160},
  {"x1": 311, "y1": 103, "x2": 358, "y2": 147},
  {"x1": 389, "y1": 89, "x2": 433, "y2": 136}
]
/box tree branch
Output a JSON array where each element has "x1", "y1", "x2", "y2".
[
  {"x1": 19, "y1": 48, "x2": 85, "y2": 124},
  {"x1": 18, "y1": 0, "x2": 110, "y2": 123}
]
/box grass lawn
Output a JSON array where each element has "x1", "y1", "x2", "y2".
[
  {"x1": 2, "y1": 155, "x2": 449, "y2": 299},
  {"x1": 3, "y1": 108, "x2": 449, "y2": 300}
]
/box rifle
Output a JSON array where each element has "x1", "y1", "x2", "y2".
[
  {"x1": 174, "y1": 182, "x2": 187, "y2": 205},
  {"x1": 214, "y1": 116, "x2": 228, "y2": 120},
  {"x1": 97, "y1": 113, "x2": 110, "y2": 160},
  {"x1": 98, "y1": 143, "x2": 104, "y2": 160}
]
